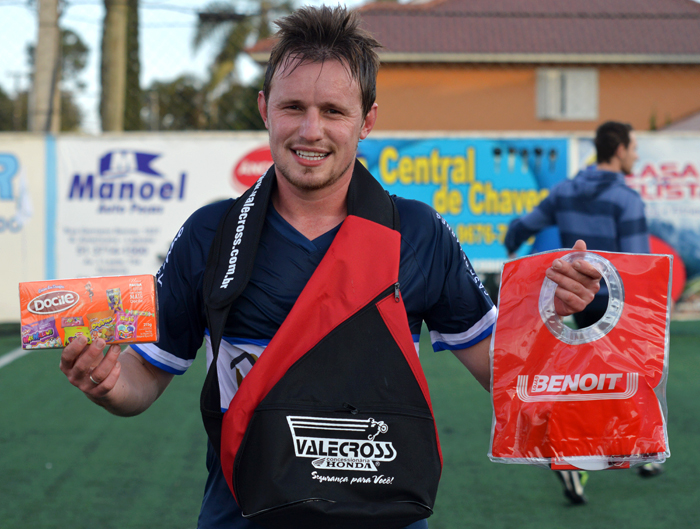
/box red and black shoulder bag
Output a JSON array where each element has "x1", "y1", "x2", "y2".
[{"x1": 201, "y1": 161, "x2": 442, "y2": 529}]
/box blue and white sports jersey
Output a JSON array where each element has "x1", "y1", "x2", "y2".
[
  {"x1": 134, "y1": 196, "x2": 496, "y2": 405},
  {"x1": 131, "y1": 194, "x2": 496, "y2": 529},
  {"x1": 134, "y1": 196, "x2": 495, "y2": 389}
]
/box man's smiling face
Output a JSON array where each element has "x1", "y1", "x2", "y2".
[{"x1": 258, "y1": 58, "x2": 377, "y2": 194}]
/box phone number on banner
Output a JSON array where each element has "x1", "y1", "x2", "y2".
[{"x1": 456, "y1": 223, "x2": 508, "y2": 246}]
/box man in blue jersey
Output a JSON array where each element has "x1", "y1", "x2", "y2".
[
  {"x1": 59, "y1": 6, "x2": 601, "y2": 528},
  {"x1": 505, "y1": 121, "x2": 660, "y2": 503}
]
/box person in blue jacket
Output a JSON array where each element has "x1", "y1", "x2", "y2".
[
  {"x1": 505, "y1": 121, "x2": 662, "y2": 504},
  {"x1": 506, "y1": 121, "x2": 648, "y2": 329}
]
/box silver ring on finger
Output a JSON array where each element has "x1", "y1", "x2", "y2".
[{"x1": 89, "y1": 373, "x2": 100, "y2": 385}]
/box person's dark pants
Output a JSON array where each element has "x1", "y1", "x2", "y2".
[
  {"x1": 573, "y1": 288, "x2": 609, "y2": 329},
  {"x1": 573, "y1": 308, "x2": 606, "y2": 329}
]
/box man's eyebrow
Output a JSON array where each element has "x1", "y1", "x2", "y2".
[
  {"x1": 274, "y1": 97, "x2": 353, "y2": 112},
  {"x1": 275, "y1": 97, "x2": 303, "y2": 107},
  {"x1": 319, "y1": 98, "x2": 356, "y2": 111}
]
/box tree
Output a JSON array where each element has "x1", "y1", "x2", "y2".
[
  {"x1": 196, "y1": 0, "x2": 293, "y2": 78},
  {"x1": 0, "y1": 87, "x2": 15, "y2": 131},
  {"x1": 193, "y1": 0, "x2": 291, "y2": 130},
  {"x1": 61, "y1": 29, "x2": 89, "y2": 90},
  {"x1": 0, "y1": 90, "x2": 80, "y2": 132},
  {"x1": 29, "y1": 0, "x2": 61, "y2": 132},
  {"x1": 142, "y1": 74, "x2": 264, "y2": 131},
  {"x1": 211, "y1": 80, "x2": 265, "y2": 130},
  {"x1": 59, "y1": 92, "x2": 82, "y2": 131},
  {"x1": 100, "y1": 0, "x2": 128, "y2": 131},
  {"x1": 145, "y1": 75, "x2": 206, "y2": 131},
  {"x1": 27, "y1": 29, "x2": 88, "y2": 85},
  {"x1": 124, "y1": 0, "x2": 144, "y2": 130},
  {"x1": 26, "y1": 28, "x2": 88, "y2": 131}
]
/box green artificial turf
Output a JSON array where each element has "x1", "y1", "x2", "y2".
[
  {"x1": 0, "y1": 321, "x2": 698, "y2": 528},
  {"x1": 0, "y1": 342, "x2": 208, "y2": 529},
  {"x1": 421, "y1": 321, "x2": 700, "y2": 529}
]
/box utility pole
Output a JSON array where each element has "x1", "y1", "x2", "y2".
[
  {"x1": 100, "y1": 0, "x2": 129, "y2": 132},
  {"x1": 148, "y1": 90, "x2": 159, "y2": 131},
  {"x1": 29, "y1": 0, "x2": 61, "y2": 133},
  {"x1": 7, "y1": 71, "x2": 25, "y2": 131}
]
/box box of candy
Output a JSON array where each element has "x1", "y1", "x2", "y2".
[{"x1": 19, "y1": 275, "x2": 158, "y2": 349}]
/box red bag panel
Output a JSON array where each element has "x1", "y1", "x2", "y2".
[
  {"x1": 377, "y1": 294, "x2": 443, "y2": 467},
  {"x1": 490, "y1": 251, "x2": 670, "y2": 467},
  {"x1": 220, "y1": 215, "x2": 401, "y2": 494}
]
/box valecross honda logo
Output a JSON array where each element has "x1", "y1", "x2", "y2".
[
  {"x1": 287, "y1": 416, "x2": 396, "y2": 472},
  {"x1": 516, "y1": 372, "x2": 639, "y2": 402}
]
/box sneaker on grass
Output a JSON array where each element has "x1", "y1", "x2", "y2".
[
  {"x1": 638, "y1": 462, "x2": 664, "y2": 478},
  {"x1": 556, "y1": 470, "x2": 588, "y2": 505}
]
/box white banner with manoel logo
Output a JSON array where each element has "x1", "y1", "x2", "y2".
[{"x1": 54, "y1": 133, "x2": 269, "y2": 279}]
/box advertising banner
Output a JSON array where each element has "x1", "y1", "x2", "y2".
[
  {"x1": 629, "y1": 135, "x2": 700, "y2": 283},
  {"x1": 0, "y1": 135, "x2": 46, "y2": 322},
  {"x1": 359, "y1": 136, "x2": 569, "y2": 272},
  {"x1": 54, "y1": 133, "x2": 270, "y2": 279},
  {"x1": 5, "y1": 131, "x2": 695, "y2": 324}
]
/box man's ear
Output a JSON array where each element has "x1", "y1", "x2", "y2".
[
  {"x1": 258, "y1": 91, "x2": 269, "y2": 129},
  {"x1": 614, "y1": 142, "x2": 626, "y2": 161},
  {"x1": 360, "y1": 103, "x2": 378, "y2": 140}
]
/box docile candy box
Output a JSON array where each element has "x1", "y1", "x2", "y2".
[{"x1": 19, "y1": 275, "x2": 158, "y2": 349}]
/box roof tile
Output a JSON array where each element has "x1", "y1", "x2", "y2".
[
  {"x1": 247, "y1": 0, "x2": 700, "y2": 61},
  {"x1": 358, "y1": 0, "x2": 700, "y2": 57}
]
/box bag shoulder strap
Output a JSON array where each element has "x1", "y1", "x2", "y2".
[
  {"x1": 202, "y1": 166, "x2": 276, "y2": 358},
  {"x1": 200, "y1": 160, "x2": 399, "y2": 454},
  {"x1": 204, "y1": 160, "x2": 398, "y2": 361},
  {"x1": 200, "y1": 166, "x2": 275, "y2": 445}
]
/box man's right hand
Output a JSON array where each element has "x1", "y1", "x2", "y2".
[
  {"x1": 59, "y1": 337, "x2": 173, "y2": 416},
  {"x1": 60, "y1": 336, "x2": 122, "y2": 400}
]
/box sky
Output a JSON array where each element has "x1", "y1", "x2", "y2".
[
  {"x1": 0, "y1": 0, "x2": 366, "y2": 133},
  {"x1": 4, "y1": 0, "x2": 697, "y2": 134}
]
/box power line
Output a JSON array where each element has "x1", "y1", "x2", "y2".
[
  {"x1": 62, "y1": 14, "x2": 195, "y2": 28},
  {"x1": 197, "y1": 11, "x2": 246, "y2": 23},
  {"x1": 141, "y1": 3, "x2": 199, "y2": 15}
]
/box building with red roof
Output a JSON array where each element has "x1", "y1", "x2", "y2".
[{"x1": 248, "y1": 0, "x2": 700, "y2": 131}]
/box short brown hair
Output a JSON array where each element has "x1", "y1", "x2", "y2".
[
  {"x1": 595, "y1": 121, "x2": 633, "y2": 163},
  {"x1": 262, "y1": 5, "x2": 381, "y2": 117}
]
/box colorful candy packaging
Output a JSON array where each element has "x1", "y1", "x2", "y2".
[
  {"x1": 22, "y1": 318, "x2": 62, "y2": 349},
  {"x1": 19, "y1": 275, "x2": 158, "y2": 349},
  {"x1": 63, "y1": 326, "x2": 90, "y2": 346},
  {"x1": 106, "y1": 288, "x2": 124, "y2": 312},
  {"x1": 86, "y1": 310, "x2": 117, "y2": 343},
  {"x1": 114, "y1": 311, "x2": 138, "y2": 341}
]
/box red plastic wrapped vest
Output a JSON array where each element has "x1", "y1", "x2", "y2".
[{"x1": 489, "y1": 250, "x2": 671, "y2": 471}]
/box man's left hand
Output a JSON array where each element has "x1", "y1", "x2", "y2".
[{"x1": 546, "y1": 240, "x2": 602, "y2": 317}]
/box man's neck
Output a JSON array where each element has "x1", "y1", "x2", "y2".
[
  {"x1": 272, "y1": 173, "x2": 351, "y2": 241},
  {"x1": 596, "y1": 160, "x2": 622, "y2": 173}
]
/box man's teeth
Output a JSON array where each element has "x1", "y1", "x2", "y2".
[{"x1": 295, "y1": 150, "x2": 328, "y2": 160}]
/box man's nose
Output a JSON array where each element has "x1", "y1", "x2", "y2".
[{"x1": 299, "y1": 110, "x2": 323, "y2": 141}]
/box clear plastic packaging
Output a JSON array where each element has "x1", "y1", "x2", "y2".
[
  {"x1": 19, "y1": 275, "x2": 158, "y2": 349},
  {"x1": 489, "y1": 250, "x2": 671, "y2": 471}
]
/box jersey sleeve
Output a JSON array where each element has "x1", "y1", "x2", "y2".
[
  {"x1": 131, "y1": 201, "x2": 229, "y2": 374},
  {"x1": 396, "y1": 198, "x2": 497, "y2": 352}
]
